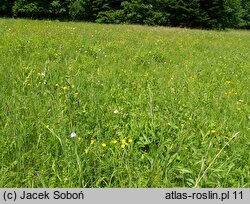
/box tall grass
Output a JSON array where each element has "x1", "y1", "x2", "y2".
[{"x1": 0, "y1": 19, "x2": 249, "y2": 187}]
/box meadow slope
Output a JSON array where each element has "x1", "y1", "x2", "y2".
[{"x1": 0, "y1": 19, "x2": 249, "y2": 187}]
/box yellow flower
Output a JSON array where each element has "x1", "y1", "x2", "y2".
[
  {"x1": 113, "y1": 140, "x2": 118, "y2": 144},
  {"x1": 63, "y1": 86, "x2": 67, "y2": 91},
  {"x1": 181, "y1": 124, "x2": 184, "y2": 127},
  {"x1": 71, "y1": 84, "x2": 75, "y2": 89},
  {"x1": 84, "y1": 148, "x2": 89, "y2": 154},
  {"x1": 55, "y1": 84, "x2": 59, "y2": 87},
  {"x1": 74, "y1": 92, "x2": 79, "y2": 97},
  {"x1": 128, "y1": 139, "x2": 133, "y2": 143},
  {"x1": 211, "y1": 130, "x2": 216, "y2": 134},
  {"x1": 101, "y1": 143, "x2": 107, "y2": 147},
  {"x1": 121, "y1": 144, "x2": 126, "y2": 149},
  {"x1": 121, "y1": 139, "x2": 126, "y2": 144},
  {"x1": 188, "y1": 117, "x2": 192, "y2": 121},
  {"x1": 90, "y1": 140, "x2": 95, "y2": 145},
  {"x1": 78, "y1": 137, "x2": 82, "y2": 142}
]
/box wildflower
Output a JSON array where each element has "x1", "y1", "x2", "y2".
[
  {"x1": 181, "y1": 124, "x2": 184, "y2": 127},
  {"x1": 188, "y1": 117, "x2": 192, "y2": 121},
  {"x1": 63, "y1": 86, "x2": 67, "y2": 91},
  {"x1": 121, "y1": 144, "x2": 126, "y2": 149},
  {"x1": 70, "y1": 132, "x2": 77, "y2": 138},
  {"x1": 71, "y1": 84, "x2": 75, "y2": 89},
  {"x1": 78, "y1": 137, "x2": 82, "y2": 142},
  {"x1": 83, "y1": 108, "x2": 87, "y2": 113},
  {"x1": 101, "y1": 143, "x2": 107, "y2": 147},
  {"x1": 128, "y1": 139, "x2": 133, "y2": 143},
  {"x1": 84, "y1": 149, "x2": 89, "y2": 154},
  {"x1": 121, "y1": 139, "x2": 126, "y2": 144},
  {"x1": 74, "y1": 92, "x2": 79, "y2": 97},
  {"x1": 90, "y1": 140, "x2": 95, "y2": 145},
  {"x1": 55, "y1": 84, "x2": 59, "y2": 87},
  {"x1": 114, "y1": 110, "x2": 119, "y2": 114},
  {"x1": 211, "y1": 130, "x2": 216, "y2": 134},
  {"x1": 113, "y1": 140, "x2": 118, "y2": 144}
]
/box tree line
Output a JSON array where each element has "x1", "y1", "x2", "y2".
[{"x1": 1, "y1": 0, "x2": 249, "y2": 29}]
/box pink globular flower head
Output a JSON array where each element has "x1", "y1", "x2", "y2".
[{"x1": 70, "y1": 132, "x2": 77, "y2": 138}]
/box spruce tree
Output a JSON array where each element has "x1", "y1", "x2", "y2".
[
  {"x1": 241, "y1": 0, "x2": 250, "y2": 28},
  {"x1": 68, "y1": 0, "x2": 92, "y2": 20},
  {"x1": 199, "y1": 0, "x2": 244, "y2": 29},
  {"x1": 0, "y1": 0, "x2": 15, "y2": 16}
]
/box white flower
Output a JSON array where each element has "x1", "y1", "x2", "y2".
[
  {"x1": 113, "y1": 110, "x2": 119, "y2": 114},
  {"x1": 70, "y1": 132, "x2": 77, "y2": 138}
]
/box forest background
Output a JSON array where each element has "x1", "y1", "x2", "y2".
[{"x1": 1, "y1": 0, "x2": 250, "y2": 29}]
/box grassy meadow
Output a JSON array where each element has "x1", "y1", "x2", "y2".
[{"x1": 0, "y1": 18, "x2": 249, "y2": 187}]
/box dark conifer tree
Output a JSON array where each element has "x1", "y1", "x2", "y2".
[
  {"x1": 242, "y1": 0, "x2": 250, "y2": 28},
  {"x1": 0, "y1": 0, "x2": 15, "y2": 16}
]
